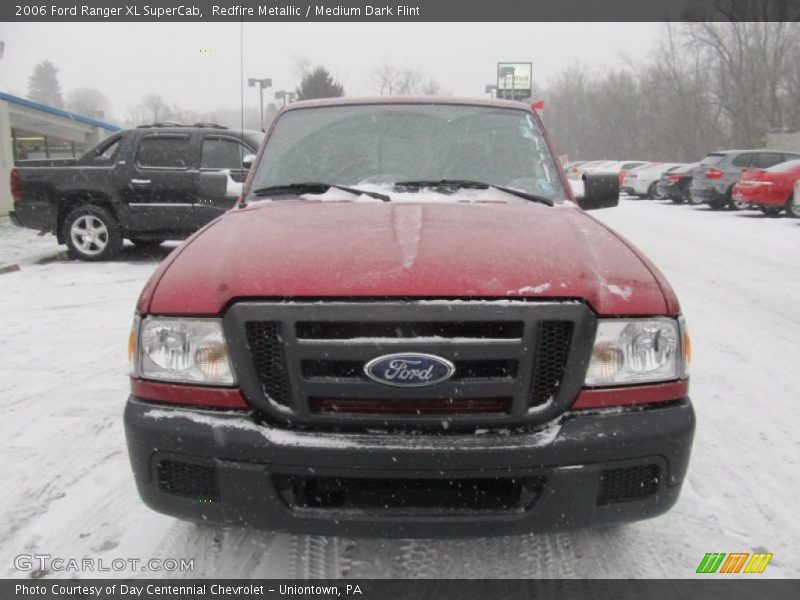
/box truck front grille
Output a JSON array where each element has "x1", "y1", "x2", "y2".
[
  {"x1": 246, "y1": 321, "x2": 291, "y2": 407},
  {"x1": 530, "y1": 321, "x2": 574, "y2": 405},
  {"x1": 229, "y1": 300, "x2": 592, "y2": 429}
]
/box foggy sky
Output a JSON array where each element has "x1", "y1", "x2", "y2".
[{"x1": 0, "y1": 22, "x2": 661, "y2": 122}]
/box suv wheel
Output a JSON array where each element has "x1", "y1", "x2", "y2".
[
  {"x1": 646, "y1": 183, "x2": 658, "y2": 200},
  {"x1": 63, "y1": 205, "x2": 122, "y2": 261},
  {"x1": 787, "y1": 192, "x2": 800, "y2": 218}
]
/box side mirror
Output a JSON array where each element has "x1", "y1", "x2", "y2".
[
  {"x1": 579, "y1": 172, "x2": 620, "y2": 210},
  {"x1": 198, "y1": 171, "x2": 229, "y2": 202},
  {"x1": 242, "y1": 154, "x2": 256, "y2": 169}
]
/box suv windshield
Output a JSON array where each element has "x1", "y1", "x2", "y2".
[{"x1": 250, "y1": 103, "x2": 566, "y2": 201}]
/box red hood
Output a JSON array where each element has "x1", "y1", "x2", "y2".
[{"x1": 145, "y1": 201, "x2": 673, "y2": 316}]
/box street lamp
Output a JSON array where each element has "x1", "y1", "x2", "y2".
[
  {"x1": 248, "y1": 77, "x2": 272, "y2": 131},
  {"x1": 275, "y1": 90, "x2": 296, "y2": 107}
]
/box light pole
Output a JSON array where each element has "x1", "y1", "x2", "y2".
[
  {"x1": 248, "y1": 77, "x2": 272, "y2": 131},
  {"x1": 275, "y1": 90, "x2": 296, "y2": 107}
]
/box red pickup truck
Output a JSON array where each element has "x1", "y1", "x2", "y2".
[{"x1": 124, "y1": 97, "x2": 694, "y2": 537}]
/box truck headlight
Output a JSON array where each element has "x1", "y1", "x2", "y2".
[
  {"x1": 135, "y1": 317, "x2": 235, "y2": 386},
  {"x1": 584, "y1": 318, "x2": 686, "y2": 386}
]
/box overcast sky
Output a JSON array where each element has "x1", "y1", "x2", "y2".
[{"x1": 0, "y1": 22, "x2": 661, "y2": 122}]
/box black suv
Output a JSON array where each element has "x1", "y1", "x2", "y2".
[{"x1": 10, "y1": 123, "x2": 264, "y2": 260}]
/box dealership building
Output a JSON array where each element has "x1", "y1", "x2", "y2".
[{"x1": 0, "y1": 91, "x2": 120, "y2": 215}]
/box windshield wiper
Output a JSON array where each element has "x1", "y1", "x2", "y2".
[
  {"x1": 248, "y1": 182, "x2": 390, "y2": 203},
  {"x1": 395, "y1": 179, "x2": 554, "y2": 206}
]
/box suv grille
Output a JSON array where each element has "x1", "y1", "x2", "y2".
[{"x1": 230, "y1": 301, "x2": 591, "y2": 429}]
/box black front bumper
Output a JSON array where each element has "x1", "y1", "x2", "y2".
[{"x1": 124, "y1": 397, "x2": 695, "y2": 538}]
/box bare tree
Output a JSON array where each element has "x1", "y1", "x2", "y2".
[
  {"x1": 66, "y1": 87, "x2": 110, "y2": 119},
  {"x1": 126, "y1": 94, "x2": 173, "y2": 125},
  {"x1": 371, "y1": 62, "x2": 445, "y2": 96},
  {"x1": 684, "y1": 21, "x2": 800, "y2": 146}
]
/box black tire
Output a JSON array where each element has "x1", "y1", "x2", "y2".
[
  {"x1": 708, "y1": 199, "x2": 726, "y2": 210},
  {"x1": 760, "y1": 206, "x2": 783, "y2": 217},
  {"x1": 646, "y1": 183, "x2": 657, "y2": 200},
  {"x1": 786, "y1": 191, "x2": 800, "y2": 219},
  {"x1": 62, "y1": 205, "x2": 122, "y2": 261}
]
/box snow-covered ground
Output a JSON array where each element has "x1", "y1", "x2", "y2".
[{"x1": 0, "y1": 200, "x2": 798, "y2": 579}]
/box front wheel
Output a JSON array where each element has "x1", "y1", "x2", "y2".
[
  {"x1": 62, "y1": 205, "x2": 122, "y2": 261},
  {"x1": 787, "y1": 192, "x2": 800, "y2": 218}
]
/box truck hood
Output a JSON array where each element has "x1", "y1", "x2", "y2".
[{"x1": 147, "y1": 200, "x2": 671, "y2": 315}]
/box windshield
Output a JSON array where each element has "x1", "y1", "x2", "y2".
[{"x1": 251, "y1": 104, "x2": 566, "y2": 201}]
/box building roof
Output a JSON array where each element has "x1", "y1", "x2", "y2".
[{"x1": 0, "y1": 91, "x2": 122, "y2": 132}]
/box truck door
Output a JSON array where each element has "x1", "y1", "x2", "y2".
[
  {"x1": 193, "y1": 134, "x2": 253, "y2": 226},
  {"x1": 123, "y1": 132, "x2": 199, "y2": 233}
]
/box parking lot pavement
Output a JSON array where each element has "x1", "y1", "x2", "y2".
[{"x1": 0, "y1": 201, "x2": 798, "y2": 578}]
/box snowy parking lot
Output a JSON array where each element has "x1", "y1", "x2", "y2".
[{"x1": 1, "y1": 199, "x2": 798, "y2": 579}]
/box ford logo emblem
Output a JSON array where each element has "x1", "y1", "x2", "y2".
[{"x1": 364, "y1": 353, "x2": 456, "y2": 388}]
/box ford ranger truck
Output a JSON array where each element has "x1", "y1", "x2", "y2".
[{"x1": 125, "y1": 97, "x2": 694, "y2": 537}]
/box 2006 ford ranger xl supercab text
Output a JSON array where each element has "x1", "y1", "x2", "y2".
[{"x1": 125, "y1": 97, "x2": 694, "y2": 537}]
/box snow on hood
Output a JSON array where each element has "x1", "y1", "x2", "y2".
[
  {"x1": 146, "y1": 200, "x2": 669, "y2": 316},
  {"x1": 249, "y1": 182, "x2": 537, "y2": 204}
]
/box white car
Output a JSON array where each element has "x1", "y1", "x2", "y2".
[
  {"x1": 588, "y1": 160, "x2": 649, "y2": 175},
  {"x1": 565, "y1": 160, "x2": 616, "y2": 180},
  {"x1": 622, "y1": 163, "x2": 685, "y2": 199}
]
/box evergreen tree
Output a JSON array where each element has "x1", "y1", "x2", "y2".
[
  {"x1": 27, "y1": 60, "x2": 64, "y2": 108},
  {"x1": 295, "y1": 66, "x2": 344, "y2": 100}
]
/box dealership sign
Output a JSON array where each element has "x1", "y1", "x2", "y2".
[{"x1": 497, "y1": 62, "x2": 532, "y2": 100}]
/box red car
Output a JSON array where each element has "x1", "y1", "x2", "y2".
[
  {"x1": 124, "y1": 97, "x2": 693, "y2": 537},
  {"x1": 732, "y1": 159, "x2": 800, "y2": 217}
]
